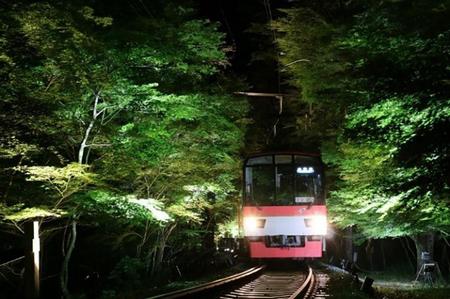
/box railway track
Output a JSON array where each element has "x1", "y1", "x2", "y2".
[
  {"x1": 219, "y1": 266, "x2": 314, "y2": 299},
  {"x1": 148, "y1": 265, "x2": 315, "y2": 299}
]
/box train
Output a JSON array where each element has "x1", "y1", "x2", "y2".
[{"x1": 242, "y1": 152, "x2": 327, "y2": 259}]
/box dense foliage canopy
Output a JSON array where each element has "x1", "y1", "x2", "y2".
[
  {"x1": 1, "y1": 0, "x2": 450, "y2": 296},
  {"x1": 0, "y1": 1, "x2": 247, "y2": 297},
  {"x1": 275, "y1": 0, "x2": 450, "y2": 244}
]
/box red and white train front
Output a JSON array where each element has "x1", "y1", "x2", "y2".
[{"x1": 242, "y1": 153, "x2": 327, "y2": 259}]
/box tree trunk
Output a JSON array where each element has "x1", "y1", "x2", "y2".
[
  {"x1": 78, "y1": 92, "x2": 102, "y2": 164},
  {"x1": 148, "y1": 223, "x2": 176, "y2": 277},
  {"x1": 365, "y1": 239, "x2": 374, "y2": 271},
  {"x1": 405, "y1": 237, "x2": 416, "y2": 262},
  {"x1": 78, "y1": 120, "x2": 95, "y2": 164},
  {"x1": 440, "y1": 243, "x2": 449, "y2": 275},
  {"x1": 202, "y1": 209, "x2": 216, "y2": 253},
  {"x1": 400, "y1": 237, "x2": 415, "y2": 272},
  {"x1": 345, "y1": 226, "x2": 353, "y2": 265},
  {"x1": 380, "y1": 240, "x2": 386, "y2": 270},
  {"x1": 61, "y1": 220, "x2": 77, "y2": 299},
  {"x1": 412, "y1": 232, "x2": 435, "y2": 274},
  {"x1": 60, "y1": 92, "x2": 102, "y2": 297},
  {"x1": 412, "y1": 235, "x2": 425, "y2": 275},
  {"x1": 427, "y1": 232, "x2": 435, "y2": 259}
]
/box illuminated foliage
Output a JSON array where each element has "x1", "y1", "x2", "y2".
[
  {"x1": 275, "y1": 1, "x2": 450, "y2": 242},
  {"x1": 0, "y1": 0, "x2": 247, "y2": 296}
]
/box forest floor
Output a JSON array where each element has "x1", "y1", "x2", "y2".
[
  {"x1": 146, "y1": 261, "x2": 371, "y2": 299},
  {"x1": 143, "y1": 261, "x2": 252, "y2": 297},
  {"x1": 134, "y1": 261, "x2": 450, "y2": 299},
  {"x1": 371, "y1": 274, "x2": 450, "y2": 299},
  {"x1": 313, "y1": 269, "x2": 371, "y2": 298},
  {"x1": 374, "y1": 286, "x2": 450, "y2": 299},
  {"x1": 322, "y1": 262, "x2": 450, "y2": 299}
]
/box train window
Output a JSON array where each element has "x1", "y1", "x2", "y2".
[
  {"x1": 295, "y1": 171, "x2": 323, "y2": 204},
  {"x1": 245, "y1": 165, "x2": 275, "y2": 205},
  {"x1": 295, "y1": 155, "x2": 319, "y2": 165},
  {"x1": 244, "y1": 154, "x2": 324, "y2": 206},
  {"x1": 275, "y1": 155, "x2": 292, "y2": 164},
  {"x1": 275, "y1": 165, "x2": 294, "y2": 205},
  {"x1": 246, "y1": 156, "x2": 273, "y2": 165}
]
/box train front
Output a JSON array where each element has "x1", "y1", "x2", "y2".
[{"x1": 242, "y1": 153, "x2": 327, "y2": 259}]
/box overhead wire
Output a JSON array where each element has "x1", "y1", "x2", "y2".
[
  {"x1": 219, "y1": 0, "x2": 237, "y2": 49},
  {"x1": 262, "y1": 0, "x2": 283, "y2": 138}
]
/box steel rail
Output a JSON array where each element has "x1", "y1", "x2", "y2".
[
  {"x1": 148, "y1": 265, "x2": 266, "y2": 299},
  {"x1": 288, "y1": 266, "x2": 314, "y2": 299},
  {"x1": 0, "y1": 256, "x2": 25, "y2": 268},
  {"x1": 219, "y1": 266, "x2": 314, "y2": 299}
]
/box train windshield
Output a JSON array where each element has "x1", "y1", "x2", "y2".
[{"x1": 244, "y1": 154, "x2": 324, "y2": 206}]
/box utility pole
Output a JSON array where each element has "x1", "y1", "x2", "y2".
[{"x1": 25, "y1": 220, "x2": 40, "y2": 299}]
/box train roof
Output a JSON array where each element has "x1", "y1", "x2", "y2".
[
  {"x1": 244, "y1": 151, "x2": 320, "y2": 159},
  {"x1": 243, "y1": 151, "x2": 322, "y2": 166}
]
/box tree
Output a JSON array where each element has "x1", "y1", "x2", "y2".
[
  {"x1": 323, "y1": 1, "x2": 450, "y2": 272},
  {"x1": 272, "y1": 6, "x2": 353, "y2": 150},
  {"x1": 0, "y1": 1, "x2": 248, "y2": 297},
  {"x1": 274, "y1": 0, "x2": 450, "y2": 273}
]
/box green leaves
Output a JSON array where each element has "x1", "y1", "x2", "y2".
[
  {"x1": 14, "y1": 163, "x2": 96, "y2": 211},
  {"x1": 294, "y1": 0, "x2": 450, "y2": 240},
  {"x1": 22, "y1": 163, "x2": 93, "y2": 186},
  {"x1": 178, "y1": 20, "x2": 228, "y2": 71},
  {"x1": 79, "y1": 6, "x2": 112, "y2": 27},
  {"x1": 271, "y1": 7, "x2": 353, "y2": 148},
  {"x1": 4, "y1": 207, "x2": 65, "y2": 221},
  {"x1": 123, "y1": 17, "x2": 227, "y2": 89},
  {"x1": 1, "y1": 2, "x2": 247, "y2": 290},
  {"x1": 75, "y1": 191, "x2": 156, "y2": 227},
  {"x1": 274, "y1": 8, "x2": 342, "y2": 101}
]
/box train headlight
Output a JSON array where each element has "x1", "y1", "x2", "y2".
[
  {"x1": 304, "y1": 216, "x2": 327, "y2": 235},
  {"x1": 243, "y1": 217, "x2": 266, "y2": 231}
]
